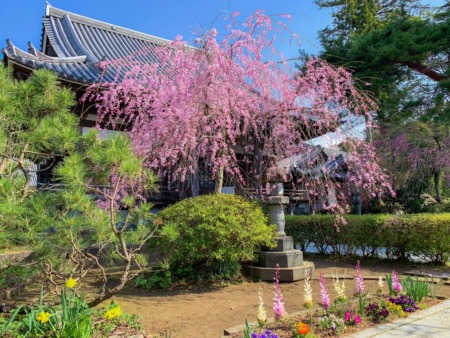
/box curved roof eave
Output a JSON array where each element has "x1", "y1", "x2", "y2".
[{"x1": 2, "y1": 41, "x2": 99, "y2": 85}]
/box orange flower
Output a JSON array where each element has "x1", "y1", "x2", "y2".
[{"x1": 296, "y1": 322, "x2": 310, "y2": 335}]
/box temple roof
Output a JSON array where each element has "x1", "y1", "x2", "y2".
[
  {"x1": 278, "y1": 146, "x2": 347, "y2": 179},
  {"x1": 2, "y1": 4, "x2": 172, "y2": 84}
]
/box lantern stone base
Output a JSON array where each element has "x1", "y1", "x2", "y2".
[
  {"x1": 245, "y1": 261, "x2": 315, "y2": 282},
  {"x1": 258, "y1": 250, "x2": 304, "y2": 268},
  {"x1": 262, "y1": 236, "x2": 295, "y2": 252},
  {"x1": 245, "y1": 235, "x2": 315, "y2": 282}
]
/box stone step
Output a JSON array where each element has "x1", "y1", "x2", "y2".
[
  {"x1": 261, "y1": 236, "x2": 294, "y2": 252},
  {"x1": 245, "y1": 261, "x2": 315, "y2": 282},
  {"x1": 258, "y1": 250, "x2": 303, "y2": 268}
]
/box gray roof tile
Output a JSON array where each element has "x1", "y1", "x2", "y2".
[{"x1": 2, "y1": 4, "x2": 171, "y2": 84}]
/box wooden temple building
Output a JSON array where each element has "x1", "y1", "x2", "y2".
[
  {"x1": 1, "y1": 4, "x2": 186, "y2": 204},
  {"x1": 2, "y1": 4, "x2": 171, "y2": 120}
]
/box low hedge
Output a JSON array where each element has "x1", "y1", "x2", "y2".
[{"x1": 285, "y1": 213, "x2": 450, "y2": 264}]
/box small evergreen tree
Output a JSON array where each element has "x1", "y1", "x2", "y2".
[
  {"x1": 0, "y1": 67, "x2": 159, "y2": 306},
  {"x1": 0, "y1": 66, "x2": 78, "y2": 249},
  {"x1": 47, "y1": 131, "x2": 159, "y2": 306}
]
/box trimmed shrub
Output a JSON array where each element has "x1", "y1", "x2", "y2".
[
  {"x1": 285, "y1": 213, "x2": 450, "y2": 263},
  {"x1": 397, "y1": 214, "x2": 450, "y2": 263},
  {"x1": 153, "y1": 194, "x2": 276, "y2": 282}
]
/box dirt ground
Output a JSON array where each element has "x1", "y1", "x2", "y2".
[
  {"x1": 5, "y1": 255, "x2": 449, "y2": 338},
  {"x1": 103, "y1": 256, "x2": 450, "y2": 338}
]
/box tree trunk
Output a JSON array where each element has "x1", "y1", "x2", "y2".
[
  {"x1": 403, "y1": 61, "x2": 447, "y2": 83},
  {"x1": 0, "y1": 156, "x2": 7, "y2": 174},
  {"x1": 191, "y1": 169, "x2": 200, "y2": 197},
  {"x1": 365, "y1": 114, "x2": 372, "y2": 142},
  {"x1": 434, "y1": 171, "x2": 442, "y2": 203},
  {"x1": 353, "y1": 191, "x2": 362, "y2": 215},
  {"x1": 364, "y1": 115, "x2": 373, "y2": 211},
  {"x1": 87, "y1": 292, "x2": 114, "y2": 308},
  {"x1": 0, "y1": 138, "x2": 10, "y2": 174},
  {"x1": 18, "y1": 144, "x2": 31, "y2": 201},
  {"x1": 214, "y1": 166, "x2": 224, "y2": 194}
]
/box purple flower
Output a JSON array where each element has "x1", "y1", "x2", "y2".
[
  {"x1": 388, "y1": 295, "x2": 418, "y2": 313},
  {"x1": 355, "y1": 260, "x2": 364, "y2": 294},
  {"x1": 320, "y1": 273, "x2": 330, "y2": 310},
  {"x1": 354, "y1": 314, "x2": 362, "y2": 324},
  {"x1": 365, "y1": 302, "x2": 390, "y2": 322},
  {"x1": 251, "y1": 331, "x2": 278, "y2": 338},
  {"x1": 344, "y1": 310, "x2": 352, "y2": 322}
]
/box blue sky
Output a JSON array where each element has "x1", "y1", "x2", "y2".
[
  {"x1": 1, "y1": 0, "x2": 445, "y2": 60},
  {"x1": 1, "y1": 0, "x2": 334, "y2": 58}
]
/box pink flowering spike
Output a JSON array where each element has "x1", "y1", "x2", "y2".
[
  {"x1": 272, "y1": 264, "x2": 286, "y2": 320},
  {"x1": 355, "y1": 260, "x2": 365, "y2": 295},
  {"x1": 354, "y1": 314, "x2": 362, "y2": 325},
  {"x1": 392, "y1": 270, "x2": 402, "y2": 295},
  {"x1": 319, "y1": 273, "x2": 330, "y2": 311}
]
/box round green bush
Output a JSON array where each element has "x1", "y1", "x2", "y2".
[{"x1": 154, "y1": 194, "x2": 276, "y2": 281}]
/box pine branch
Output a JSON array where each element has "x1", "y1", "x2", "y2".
[{"x1": 403, "y1": 60, "x2": 447, "y2": 83}]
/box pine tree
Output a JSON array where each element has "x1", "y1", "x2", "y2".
[
  {"x1": 313, "y1": 0, "x2": 450, "y2": 203},
  {"x1": 0, "y1": 67, "x2": 78, "y2": 248}
]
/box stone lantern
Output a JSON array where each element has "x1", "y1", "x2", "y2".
[
  {"x1": 264, "y1": 166, "x2": 291, "y2": 237},
  {"x1": 245, "y1": 166, "x2": 314, "y2": 282}
]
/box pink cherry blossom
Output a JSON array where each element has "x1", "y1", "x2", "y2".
[{"x1": 85, "y1": 11, "x2": 394, "y2": 217}]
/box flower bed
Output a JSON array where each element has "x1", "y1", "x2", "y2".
[
  {"x1": 231, "y1": 261, "x2": 442, "y2": 338},
  {"x1": 0, "y1": 278, "x2": 146, "y2": 338}
]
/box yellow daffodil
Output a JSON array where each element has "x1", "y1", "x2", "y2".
[
  {"x1": 104, "y1": 306, "x2": 122, "y2": 320},
  {"x1": 36, "y1": 311, "x2": 51, "y2": 324},
  {"x1": 65, "y1": 277, "x2": 78, "y2": 289}
]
